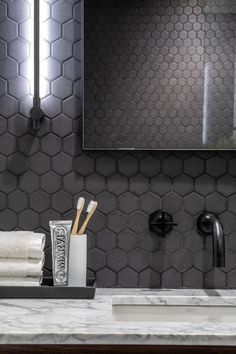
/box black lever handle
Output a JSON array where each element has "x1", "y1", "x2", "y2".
[
  {"x1": 149, "y1": 210, "x2": 177, "y2": 237},
  {"x1": 150, "y1": 221, "x2": 177, "y2": 226}
]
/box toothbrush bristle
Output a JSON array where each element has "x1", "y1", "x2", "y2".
[
  {"x1": 77, "y1": 198, "x2": 84, "y2": 210},
  {"x1": 87, "y1": 201, "x2": 96, "y2": 213}
]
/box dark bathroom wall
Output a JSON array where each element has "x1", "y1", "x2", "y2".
[
  {"x1": 0, "y1": 0, "x2": 236, "y2": 288},
  {"x1": 84, "y1": 0, "x2": 236, "y2": 149},
  {"x1": 84, "y1": 0, "x2": 205, "y2": 149}
]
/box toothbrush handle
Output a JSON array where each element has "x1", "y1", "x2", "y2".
[
  {"x1": 78, "y1": 211, "x2": 95, "y2": 235},
  {"x1": 71, "y1": 210, "x2": 82, "y2": 235}
]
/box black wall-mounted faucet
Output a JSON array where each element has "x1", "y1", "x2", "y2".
[{"x1": 197, "y1": 212, "x2": 225, "y2": 268}]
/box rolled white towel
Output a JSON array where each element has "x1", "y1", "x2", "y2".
[
  {"x1": 0, "y1": 232, "x2": 45, "y2": 259},
  {"x1": 0, "y1": 256, "x2": 45, "y2": 277},
  {"x1": 0, "y1": 275, "x2": 43, "y2": 286}
]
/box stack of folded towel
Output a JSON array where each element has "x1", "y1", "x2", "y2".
[{"x1": 0, "y1": 231, "x2": 45, "y2": 286}]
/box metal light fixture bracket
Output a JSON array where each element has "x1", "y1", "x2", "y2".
[{"x1": 30, "y1": 0, "x2": 44, "y2": 130}]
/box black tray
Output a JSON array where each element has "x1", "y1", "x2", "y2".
[{"x1": 0, "y1": 278, "x2": 96, "y2": 299}]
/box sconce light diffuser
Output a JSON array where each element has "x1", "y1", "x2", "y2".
[{"x1": 30, "y1": 0, "x2": 44, "y2": 130}]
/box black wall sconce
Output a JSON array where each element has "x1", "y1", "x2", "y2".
[{"x1": 30, "y1": 0, "x2": 44, "y2": 130}]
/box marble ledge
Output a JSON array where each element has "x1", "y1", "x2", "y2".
[{"x1": 0, "y1": 288, "x2": 235, "y2": 346}]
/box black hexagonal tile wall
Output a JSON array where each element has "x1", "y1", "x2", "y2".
[
  {"x1": 0, "y1": 0, "x2": 236, "y2": 288},
  {"x1": 84, "y1": 0, "x2": 206, "y2": 149}
]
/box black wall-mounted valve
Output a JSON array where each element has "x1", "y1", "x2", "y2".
[
  {"x1": 149, "y1": 210, "x2": 177, "y2": 237},
  {"x1": 30, "y1": 98, "x2": 44, "y2": 130}
]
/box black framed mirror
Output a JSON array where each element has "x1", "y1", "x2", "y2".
[{"x1": 83, "y1": 0, "x2": 236, "y2": 150}]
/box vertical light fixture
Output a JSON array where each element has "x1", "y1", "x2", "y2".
[
  {"x1": 203, "y1": 63, "x2": 209, "y2": 146},
  {"x1": 30, "y1": 0, "x2": 44, "y2": 130},
  {"x1": 233, "y1": 60, "x2": 236, "y2": 140}
]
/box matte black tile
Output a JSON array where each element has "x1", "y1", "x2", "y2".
[
  {"x1": 30, "y1": 190, "x2": 51, "y2": 213},
  {"x1": 140, "y1": 155, "x2": 161, "y2": 177},
  {"x1": 96, "y1": 230, "x2": 116, "y2": 252},
  {"x1": 52, "y1": 152, "x2": 73, "y2": 176},
  {"x1": 173, "y1": 174, "x2": 194, "y2": 196},
  {"x1": 0, "y1": 0, "x2": 236, "y2": 288},
  {"x1": 140, "y1": 192, "x2": 161, "y2": 214},
  {"x1": 172, "y1": 249, "x2": 193, "y2": 273},
  {"x1": 87, "y1": 210, "x2": 106, "y2": 233},
  {"x1": 206, "y1": 192, "x2": 227, "y2": 214},
  {"x1": 107, "y1": 248, "x2": 127, "y2": 272},
  {"x1": 161, "y1": 269, "x2": 182, "y2": 288},
  {"x1": 118, "y1": 192, "x2": 139, "y2": 215},
  {"x1": 96, "y1": 155, "x2": 117, "y2": 177},
  {"x1": 217, "y1": 175, "x2": 236, "y2": 196},
  {"x1": 107, "y1": 173, "x2": 129, "y2": 196},
  {"x1": 150, "y1": 174, "x2": 171, "y2": 196},
  {"x1": 74, "y1": 154, "x2": 95, "y2": 176},
  {"x1": 151, "y1": 250, "x2": 172, "y2": 272},
  {"x1": 184, "y1": 192, "x2": 205, "y2": 215},
  {"x1": 41, "y1": 171, "x2": 61, "y2": 194},
  {"x1": 85, "y1": 173, "x2": 106, "y2": 195},
  {"x1": 107, "y1": 211, "x2": 128, "y2": 233},
  {"x1": 205, "y1": 269, "x2": 226, "y2": 289},
  {"x1": 0, "y1": 133, "x2": 17, "y2": 155},
  {"x1": 206, "y1": 156, "x2": 227, "y2": 177},
  {"x1": 129, "y1": 248, "x2": 149, "y2": 272},
  {"x1": 220, "y1": 212, "x2": 236, "y2": 235},
  {"x1": 117, "y1": 230, "x2": 139, "y2": 252},
  {"x1": 195, "y1": 174, "x2": 215, "y2": 196},
  {"x1": 129, "y1": 211, "x2": 148, "y2": 234},
  {"x1": 184, "y1": 155, "x2": 204, "y2": 177},
  {"x1": 129, "y1": 173, "x2": 149, "y2": 196},
  {"x1": 19, "y1": 209, "x2": 39, "y2": 230},
  {"x1": 96, "y1": 268, "x2": 116, "y2": 287},
  {"x1": 87, "y1": 248, "x2": 105, "y2": 271},
  {"x1": 52, "y1": 115, "x2": 73, "y2": 137},
  {"x1": 63, "y1": 171, "x2": 84, "y2": 194},
  {"x1": 19, "y1": 135, "x2": 40, "y2": 156},
  {"x1": 8, "y1": 153, "x2": 29, "y2": 175},
  {"x1": 8, "y1": 190, "x2": 28, "y2": 213},
  {"x1": 52, "y1": 190, "x2": 73, "y2": 213},
  {"x1": 41, "y1": 134, "x2": 61, "y2": 157},
  {"x1": 139, "y1": 268, "x2": 161, "y2": 288},
  {"x1": 97, "y1": 191, "x2": 117, "y2": 214},
  {"x1": 30, "y1": 153, "x2": 51, "y2": 176},
  {"x1": 0, "y1": 209, "x2": 17, "y2": 230},
  {"x1": 117, "y1": 267, "x2": 138, "y2": 287},
  {"x1": 19, "y1": 171, "x2": 40, "y2": 193},
  {"x1": 162, "y1": 155, "x2": 183, "y2": 177},
  {"x1": 0, "y1": 171, "x2": 17, "y2": 193},
  {"x1": 183, "y1": 268, "x2": 203, "y2": 288},
  {"x1": 162, "y1": 192, "x2": 183, "y2": 215},
  {"x1": 162, "y1": 232, "x2": 183, "y2": 254},
  {"x1": 118, "y1": 155, "x2": 139, "y2": 177}
]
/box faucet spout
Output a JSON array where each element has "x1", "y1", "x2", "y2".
[
  {"x1": 197, "y1": 212, "x2": 225, "y2": 268},
  {"x1": 211, "y1": 216, "x2": 225, "y2": 267}
]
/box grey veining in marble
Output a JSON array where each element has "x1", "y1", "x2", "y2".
[
  {"x1": 0, "y1": 289, "x2": 236, "y2": 345},
  {"x1": 112, "y1": 293, "x2": 236, "y2": 307}
]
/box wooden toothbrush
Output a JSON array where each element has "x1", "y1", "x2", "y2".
[
  {"x1": 71, "y1": 197, "x2": 85, "y2": 235},
  {"x1": 77, "y1": 201, "x2": 98, "y2": 235}
]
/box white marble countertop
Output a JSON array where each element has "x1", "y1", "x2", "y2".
[{"x1": 1, "y1": 288, "x2": 236, "y2": 346}]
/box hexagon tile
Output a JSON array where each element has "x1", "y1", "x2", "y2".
[{"x1": 0, "y1": 0, "x2": 236, "y2": 288}]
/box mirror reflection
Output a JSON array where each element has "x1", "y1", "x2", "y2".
[{"x1": 83, "y1": 0, "x2": 236, "y2": 150}]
